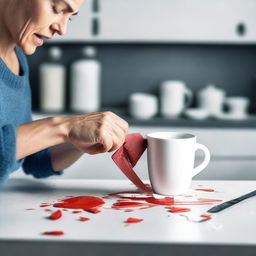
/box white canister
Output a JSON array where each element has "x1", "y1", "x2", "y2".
[
  {"x1": 129, "y1": 93, "x2": 158, "y2": 120},
  {"x1": 70, "y1": 46, "x2": 101, "y2": 113},
  {"x1": 39, "y1": 47, "x2": 66, "y2": 113},
  {"x1": 160, "y1": 80, "x2": 193, "y2": 118}
]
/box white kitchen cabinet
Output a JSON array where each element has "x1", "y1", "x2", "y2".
[
  {"x1": 100, "y1": 0, "x2": 256, "y2": 43},
  {"x1": 51, "y1": 0, "x2": 256, "y2": 44}
]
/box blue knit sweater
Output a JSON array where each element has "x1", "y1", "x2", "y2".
[{"x1": 0, "y1": 47, "x2": 62, "y2": 186}]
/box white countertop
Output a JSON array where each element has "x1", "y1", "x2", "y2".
[{"x1": 1, "y1": 178, "x2": 256, "y2": 255}]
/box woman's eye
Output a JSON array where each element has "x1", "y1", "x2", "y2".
[{"x1": 52, "y1": 6, "x2": 61, "y2": 14}]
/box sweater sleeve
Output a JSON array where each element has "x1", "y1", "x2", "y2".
[
  {"x1": 0, "y1": 124, "x2": 21, "y2": 184},
  {"x1": 22, "y1": 148, "x2": 63, "y2": 178}
]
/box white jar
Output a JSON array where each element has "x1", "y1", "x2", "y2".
[
  {"x1": 70, "y1": 46, "x2": 101, "y2": 113},
  {"x1": 39, "y1": 47, "x2": 66, "y2": 113}
]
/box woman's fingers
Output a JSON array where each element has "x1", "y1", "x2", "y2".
[{"x1": 67, "y1": 111, "x2": 128, "y2": 155}]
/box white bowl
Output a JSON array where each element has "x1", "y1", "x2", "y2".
[
  {"x1": 129, "y1": 93, "x2": 158, "y2": 120},
  {"x1": 184, "y1": 108, "x2": 209, "y2": 120}
]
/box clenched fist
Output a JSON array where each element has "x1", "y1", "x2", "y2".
[{"x1": 63, "y1": 111, "x2": 128, "y2": 155}]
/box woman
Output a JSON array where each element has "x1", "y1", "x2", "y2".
[{"x1": 0, "y1": 0, "x2": 128, "y2": 185}]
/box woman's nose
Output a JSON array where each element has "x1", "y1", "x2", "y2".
[{"x1": 51, "y1": 19, "x2": 68, "y2": 36}]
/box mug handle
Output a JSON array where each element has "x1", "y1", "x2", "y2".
[
  {"x1": 184, "y1": 88, "x2": 193, "y2": 108},
  {"x1": 191, "y1": 143, "x2": 211, "y2": 177}
]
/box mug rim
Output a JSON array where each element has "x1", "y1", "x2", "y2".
[{"x1": 147, "y1": 132, "x2": 196, "y2": 140}]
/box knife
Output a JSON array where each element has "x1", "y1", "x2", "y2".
[{"x1": 207, "y1": 190, "x2": 256, "y2": 213}]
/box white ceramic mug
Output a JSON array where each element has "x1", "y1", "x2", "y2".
[
  {"x1": 160, "y1": 80, "x2": 193, "y2": 118},
  {"x1": 147, "y1": 132, "x2": 210, "y2": 195}
]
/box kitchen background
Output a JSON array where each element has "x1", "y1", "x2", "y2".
[
  {"x1": 28, "y1": 43, "x2": 256, "y2": 115},
  {"x1": 13, "y1": 0, "x2": 256, "y2": 181}
]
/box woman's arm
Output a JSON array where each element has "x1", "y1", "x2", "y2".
[
  {"x1": 50, "y1": 142, "x2": 83, "y2": 171},
  {"x1": 16, "y1": 116, "x2": 66, "y2": 160},
  {"x1": 16, "y1": 112, "x2": 128, "y2": 171}
]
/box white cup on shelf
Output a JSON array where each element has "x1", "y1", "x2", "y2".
[
  {"x1": 225, "y1": 97, "x2": 249, "y2": 119},
  {"x1": 129, "y1": 93, "x2": 158, "y2": 120},
  {"x1": 160, "y1": 80, "x2": 193, "y2": 118}
]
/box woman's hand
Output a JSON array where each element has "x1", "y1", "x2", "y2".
[{"x1": 64, "y1": 111, "x2": 128, "y2": 155}]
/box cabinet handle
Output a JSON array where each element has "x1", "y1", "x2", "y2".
[
  {"x1": 92, "y1": 17, "x2": 100, "y2": 36},
  {"x1": 92, "y1": 0, "x2": 100, "y2": 13},
  {"x1": 236, "y1": 22, "x2": 247, "y2": 37}
]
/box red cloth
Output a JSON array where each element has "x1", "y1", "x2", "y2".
[{"x1": 112, "y1": 134, "x2": 151, "y2": 193}]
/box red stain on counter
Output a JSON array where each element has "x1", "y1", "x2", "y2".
[
  {"x1": 72, "y1": 210, "x2": 82, "y2": 214},
  {"x1": 110, "y1": 191, "x2": 222, "y2": 208},
  {"x1": 49, "y1": 210, "x2": 62, "y2": 220},
  {"x1": 126, "y1": 217, "x2": 143, "y2": 223},
  {"x1": 124, "y1": 209, "x2": 134, "y2": 212},
  {"x1": 110, "y1": 191, "x2": 151, "y2": 201},
  {"x1": 40, "y1": 204, "x2": 51, "y2": 208},
  {"x1": 53, "y1": 196, "x2": 105, "y2": 213},
  {"x1": 145, "y1": 197, "x2": 174, "y2": 205},
  {"x1": 168, "y1": 207, "x2": 191, "y2": 213},
  {"x1": 195, "y1": 189, "x2": 215, "y2": 192},
  {"x1": 42, "y1": 231, "x2": 65, "y2": 236},
  {"x1": 87, "y1": 208, "x2": 101, "y2": 214},
  {"x1": 79, "y1": 217, "x2": 91, "y2": 222},
  {"x1": 112, "y1": 201, "x2": 150, "y2": 209},
  {"x1": 200, "y1": 214, "x2": 212, "y2": 220},
  {"x1": 102, "y1": 196, "x2": 111, "y2": 199}
]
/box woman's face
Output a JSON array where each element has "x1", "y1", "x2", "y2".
[{"x1": 6, "y1": 0, "x2": 84, "y2": 54}]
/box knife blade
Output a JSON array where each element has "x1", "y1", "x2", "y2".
[{"x1": 207, "y1": 190, "x2": 256, "y2": 213}]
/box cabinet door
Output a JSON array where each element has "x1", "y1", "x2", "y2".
[
  {"x1": 99, "y1": 0, "x2": 256, "y2": 43},
  {"x1": 50, "y1": 0, "x2": 93, "y2": 42}
]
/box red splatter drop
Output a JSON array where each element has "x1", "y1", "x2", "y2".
[
  {"x1": 45, "y1": 209, "x2": 52, "y2": 212},
  {"x1": 53, "y1": 196, "x2": 105, "y2": 213},
  {"x1": 126, "y1": 217, "x2": 143, "y2": 223},
  {"x1": 112, "y1": 201, "x2": 150, "y2": 209},
  {"x1": 124, "y1": 209, "x2": 134, "y2": 212},
  {"x1": 169, "y1": 207, "x2": 191, "y2": 213},
  {"x1": 145, "y1": 197, "x2": 174, "y2": 205},
  {"x1": 79, "y1": 217, "x2": 90, "y2": 222},
  {"x1": 200, "y1": 214, "x2": 212, "y2": 220},
  {"x1": 195, "y1": 189, "x2": 215, "y2": 192},
  {"x1": 87, "y1": 208, "x2": 101, "y2": 214},
  {"x1": 40, "y1": 204, "x2": 51, "y2": 208},
  {"x1": 72, "y1": 210, "x2": 82, "y2": 214},
  {"x1": 49, "y1": 210, "x2": 62, "y2": 220},
  {"x1": 42, "y1": 231, "x2": 64, "y2": 236},
  {"x1": 102, "y1": 196, "x2": 111, "y2": 199}
]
